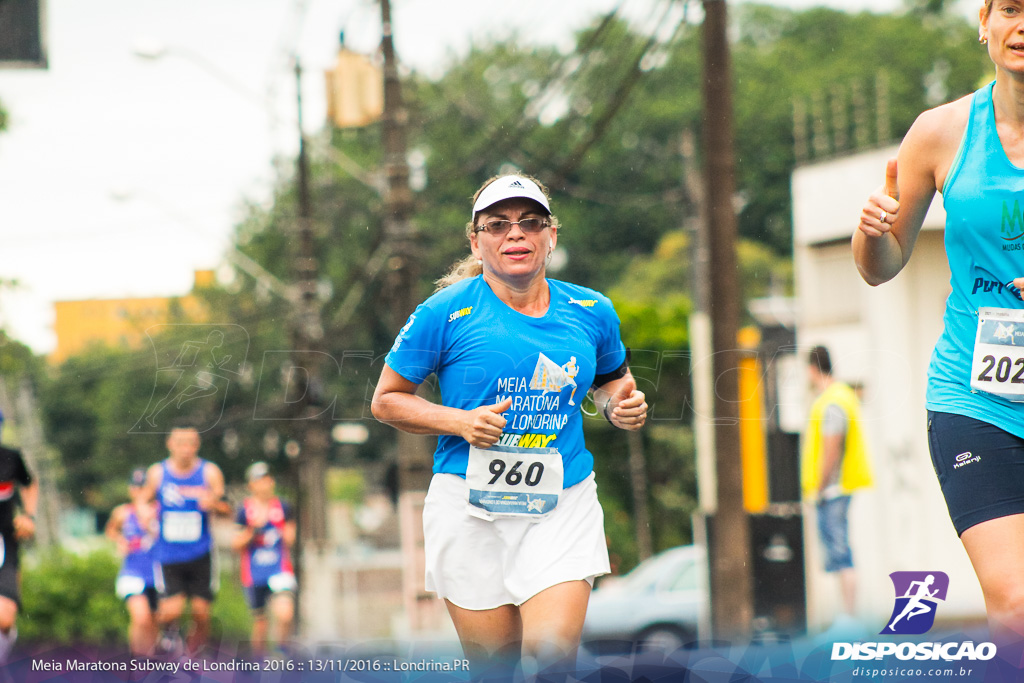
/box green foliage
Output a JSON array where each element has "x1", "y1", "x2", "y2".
[
  {"x1": 19, "y1": 548, "x2": 127, "y2": 645},
  {"x1": 37, "y1": 309, "x2": 310, "y2": 510},
  {"x1": 328, "y1": 468, "x2": 366, "y2": 503},
  {"x1": 0, "y1": 331, "x2": 39, "y2": 379},
  {"x1": 210, "y1": 571, "x2": 252, "y2": 642},
  {"x1": 588, "y1": 422, "x2": 698, "y2": 574},
  {"x1": 18, "y1": 547, "x2": 250, "y2": 647},
  {"x1": 729, "y1": 5, "x2": 988, "y2": 251}
]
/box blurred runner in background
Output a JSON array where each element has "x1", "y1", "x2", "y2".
[
  {"x1": 106, "y1": 468, "x2": 160, "y2": 655},
  {"x1": 0, "y1": 410, "x2": 37, "y2": 664},
  {"x1": 232, "y1": 462, "x2": 296, "y2": 658}
]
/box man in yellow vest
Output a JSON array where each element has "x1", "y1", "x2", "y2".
[{"x1": 802, "y1": 346, "x2": 873, "y2": 620}]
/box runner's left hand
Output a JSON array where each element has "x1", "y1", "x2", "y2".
[{"x1": 607, "y1": 377, "x2": 647, "y2": 431}]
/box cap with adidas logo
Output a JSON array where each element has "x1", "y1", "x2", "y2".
[{"x1": 472, "y1": 175, "x2": 551, "y2": 217}]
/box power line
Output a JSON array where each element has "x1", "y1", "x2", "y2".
[
  {"x1": 549, "y1": 0, "x2": 687, "y2": 185},
  {"x1": 459, "y1": 4, "x2": 626, "y2": 175}
]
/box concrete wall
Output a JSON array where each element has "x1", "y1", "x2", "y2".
[{"x1": 792, "y1": 146, "x2": 985, "y2": 630}]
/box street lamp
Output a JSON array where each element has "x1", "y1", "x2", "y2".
[
  {"x1": 131, "y1": 38, "x2": 274, "y2": 111},
  {"x1": 108, "y1": 187, "x2": 299, "y2": 304},
  {"x1": 131, "y1": 38, "x2": 378, "y2": 191}
]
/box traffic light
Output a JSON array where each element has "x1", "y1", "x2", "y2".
[{"x1": 325, "y1": 47, "x2": 383, "y2": 128}]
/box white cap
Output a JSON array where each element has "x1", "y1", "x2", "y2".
[
  {"x1": 246, "y1": 461, "x2": 270, "y2": 483},
  {"x1": 472, "y1": 176, "x2": 551, "y2": 216}
]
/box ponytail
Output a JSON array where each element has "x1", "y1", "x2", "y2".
[{"x1": 435, "y1": 253, "x2": 483, "y2": 291}]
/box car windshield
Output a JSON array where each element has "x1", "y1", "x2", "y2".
[{"x1": 620, "y1": 549, "x2": 696, "y2": 592}]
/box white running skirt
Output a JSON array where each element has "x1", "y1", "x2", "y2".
[{"x1": 423, "y1": 472, "x2": 610, "y2": 610}]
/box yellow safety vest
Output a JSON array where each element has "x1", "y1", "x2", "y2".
[{"x1": 801, "y1": 381, "x2": 873, "y2": 498}]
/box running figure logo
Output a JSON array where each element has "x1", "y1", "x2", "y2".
[
  {"x1": 132, "y1": 324, "x2": 249, "y2": 433},
  {"x1": 881, "y1": 571, "x2": 949, "y2": 635}
]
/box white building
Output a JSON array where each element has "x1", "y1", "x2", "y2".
[{"x1": 792, "y1": 146, "x2": 986, "y2": 631}]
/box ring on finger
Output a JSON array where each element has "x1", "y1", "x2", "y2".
[{"x1": 879, "y1": 210, "x2": 887, "y2": 223}]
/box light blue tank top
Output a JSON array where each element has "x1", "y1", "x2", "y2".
[{"x1": 926, "y1": 81, "x2": 1024, "y2": 436}]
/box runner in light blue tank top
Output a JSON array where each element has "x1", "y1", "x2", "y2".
[
  {"x1": 927, "y1": 80, "x2": 1024, "y2": 437},
  {"x1": 853, "y1": 8, "x2": 1024, "y2": 639}
]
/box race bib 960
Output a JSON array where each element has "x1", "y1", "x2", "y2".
[{"x1": 465, "y1": 444, "x2": 563, "y2": 520}]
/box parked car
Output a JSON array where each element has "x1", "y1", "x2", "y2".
[{"x1": 582, "y1": 545, "x2": 708, "y2": 653}]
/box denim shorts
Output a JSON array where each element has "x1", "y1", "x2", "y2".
[
  {"x1": 816, "y1": 495, "x2": 853, "y2": 572},
  {"x1": 927, "y1": 410, "x2": 1024, "y2": 536}
]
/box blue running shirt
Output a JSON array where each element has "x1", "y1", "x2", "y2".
[
  {"x1": 120, "y1": 506, "x2": 157, "y2": 586},
  {"x1": 385, "y1": 277, "x2": 627, "y2": 488},
  {"x1": 155, "y1": 460, "x2": 214, "y2": 564},
  {"x1": 927, "y1": 81, "x2": 1024, "y2": 437}
]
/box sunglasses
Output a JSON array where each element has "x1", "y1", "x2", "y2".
[{"x1": 474, "y1": 218, "x2": 550, "y2": 236}]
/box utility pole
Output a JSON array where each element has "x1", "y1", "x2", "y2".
[
  {"x1": 379, "y1": 0, "x2": 438, "y2": 634},
  {"x1": 701, "y1": 0, "x2": 753, "y2": 639},
  {"x1": 682, "y1": 130, "x2": 717, "y2": 516},
  {"x1": 15, "y1": 379, "x2": 59, "y2": 547},
  {"x1": 626, "y1": 431, "x2": 652, "y2": 561},
  {"x1": 290, "y1": 57, "x2": 334, "y2": 639},
  {"x1": 379, "y1": 0, "x2": 432, "y2": 494},
  {"x1": 0, "y1": 377, "x2": 59, "y2": 547}
]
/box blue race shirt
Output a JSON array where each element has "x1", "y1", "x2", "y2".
[
  {"x1": 927, "y1": 81, "x2": 1024, "y2": 437},
  {"x1": 120, "y1": 506, "x2": 157, "y2": 586},
  {"x1": 155, "y1": 460, "x2": 214, "y2": 564},
  {"x1": 385, "y1": 276, "x2": 627, "y2": 488}
]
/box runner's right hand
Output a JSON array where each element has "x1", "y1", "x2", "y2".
[
  {"x1": 858, "y1": 158, "x2": 900, "y2": 238},
  {"x1": 462, "y1": 397, "x2": 512, "y2": 448}
]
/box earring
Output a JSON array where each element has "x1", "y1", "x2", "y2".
[{"x1": 980, "y1": 33, "x2": 988, "y2": 44}]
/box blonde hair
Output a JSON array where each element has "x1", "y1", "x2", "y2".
[{"x1": 435, "y1": 174, "x2": 559, "y2": 290}]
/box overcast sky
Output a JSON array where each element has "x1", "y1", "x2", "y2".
[{"x1": 0, "y1": 0, "x2": 980, "y2": 354}]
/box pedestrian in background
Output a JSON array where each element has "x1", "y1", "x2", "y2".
[{"x1": 802, "y1": 346, "x2": 873, "y2": 632}]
